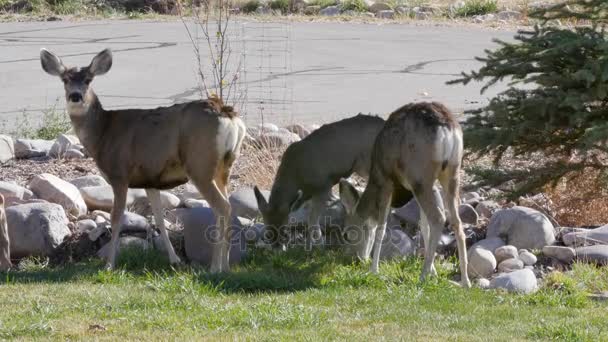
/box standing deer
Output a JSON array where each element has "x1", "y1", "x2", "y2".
[
  {"x1": 0, "y1": 194, "x2": 10, "y2": 272},
  {"x1": 253, "y1": 115, "x2": 411, "y2": 250},
  {"x1": 338, "y1": 102, "x2": 471, "y2": 288},
  {"x1": 40, "y1": 48, "x2": 246, "y2": 272}
]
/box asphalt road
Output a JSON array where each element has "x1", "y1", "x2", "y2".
[{"x1": 0, "y1": 19, "x2": 514, "y2": 131}]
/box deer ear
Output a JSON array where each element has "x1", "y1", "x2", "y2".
[
  {"x1": 253, "y1": 186, "x2": 268, "y2": 214},
  {"x1": 289, "y1": 190, "x2": 305, "y2": 212},
  {"x1": 339, "y1": 179, "x2": 360, "y2": 215},
  {"x1": 89, "y1": 49, "x2": 112, "y2": 76},
  {"x1": 40, "y1": 49, "x2": 65, "y2": 76}
]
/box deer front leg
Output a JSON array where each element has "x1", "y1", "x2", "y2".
[
  {"x1": 146, "y1": 189, "x2": 181, "y2": 265},
  {"x1": 106, "y1": 183, "x2": 128, "y2": 270},
  {"x1": 305, "y1": 192, "x2": 328, "y2": 251}
]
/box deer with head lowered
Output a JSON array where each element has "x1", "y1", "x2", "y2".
[
  {"x1": 40, "y1": 48, "x2": 246, "y2": 272},
  {"x1": 253, "y1": 115, "x2": 411, "y2": 250},
  {"x1": 338, "y1": 102, "x2": 471, "y2": 288}
]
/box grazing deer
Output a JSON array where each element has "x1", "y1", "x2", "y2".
[
  {"x1": 0, "y1": 194, "x2": 10, "y2": 272},
  {"x1": 40, "y1": 48, "x2": 246, "y2": 272},
  {"x1": 253, "y1": 115, "x2": 411, "y2": 250},
  {"x1": 338, "y1": 102, "x2": 470, "y2": 288}
]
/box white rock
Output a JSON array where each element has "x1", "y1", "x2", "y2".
[
  {"x1": 257, "y1": 123, "x2": 279, "y2": 133},
  {"x1": 184, "y1": 198, "x2": 210, "y2": 209},
  {"x1": 119, "y1": 212, "x2": 151, "y2": 234},
  {"x1": 49, "y1": 134, "x2": 79, "y2": 158},
  {"x1": 64, "y1": 149, "x2": 85, "y2": 160},
  {"x1": 458, "y1": 204, "x2": 478, "y2": 225},
  {"x1": 29, "y1": 173, "x2": 87, "y2": 217},
  {"x1": 255, "y1": 131, "x2": 300, "y2": 148},
  {"x1": 0, "y1": 181, "x2": 33, "y2": 200},
  {"x1": 0, "y1": 135, "x2": 14, "y2": 164},
  {"x1": 575, "y1": 245, "x2": 608, "y2": 266},
  {"x1": 542, "y1": 245, "x2": 576, "y2": 263},
  {"x1": 284, "y1": 124, "x2": 311, "y2": 139},
  {"x1": 497, "y1": 10, "x2": 522, "y2": 20},
  {"x1": 76, "y1": 219, "x2": 97, "y2": 232},
  {"x1": 486, "y1": 206, "x2": 555, "y2": 250},
  {"x1": 494, "y1": 245, "x2": 518, "y2": 263},
  {"x1": 160, "y1": 191, "x2": 180, "y2": 209},
  {"x1": 70, "y1": 175, "x2": 109, "y2": 189},
  {"x1": 562, "y1": 224, "x2": 608, "y2": 247},
  {"x1": 79, "y1": 185, "x2": 146, "y2": 211},
  {"x1": 98, "y1": 236, "x2": 149, "y2": 260},
  {"x1": 497, "y1": 258, "x2": 524, "y2": 273},
  {"x1": 519, "y1": 250, "x2": 537, "y2": 266},
  {"x1": 229, "y1": 187, "x2": 270, "y2": 220},
  {"x1": 476, "y1": 200, "x2": 500, "y2": 218},
  {"x1": 14, "y1": 139, "x2": 54, "y2": 159},
  {"x1": 468, "y1": 247, "x2": 496, "y2": 279},
  {"x1": 5, "y1": 203, "x2": 70, "y2": 257},
  {"x1": 490, "y1": 268, "x2": 538, "y2": 294},
  {"x1": 476, "y1": 277, "x2": 491, "y2": 289},
  {"x1": 380, "y1": 229, "x2": 415, "y2": 260}
]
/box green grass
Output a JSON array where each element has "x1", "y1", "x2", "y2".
[
  {"x1": 0, "y1": 248, "x2": 607, "y2": 340},
  {"x1": 307, "y1": 0, "x2": 338, "y2": 9},
  {"x1": 341, "y1": 0, "x2": 368, "y2": 12},
  {"x1": 455, "y1": 0, "x2": 498, "y2": 17}
]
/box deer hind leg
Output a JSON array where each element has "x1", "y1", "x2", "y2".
[
  {"x1": 439, "y1": 166, "x2": 471, "y2": 288},
  {"x1": 305, "y1": 191, "x2": 330, "y2": 251},
  {"x1": 370, "y1": 203, "x2": 391, "y2": 274},
  {"x1": 418, "y1": 209, "x2": 437, "y2": 277},
  {"x1": 146, "y1": 189, "x2": 181, "y2": 265},
  {"x1": 106, "y1": 183, "x2": 128, "y2": 270},
  {"x1": 413, "y1": 182, "x2": 446, "y2": 282}
]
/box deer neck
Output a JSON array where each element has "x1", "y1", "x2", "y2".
[
  {"x1": 357, "y1": 167, "x2": 393, "y2": 224},
  {"x1": 67, "y1": 90, "x2": 105, "y2": 160}
]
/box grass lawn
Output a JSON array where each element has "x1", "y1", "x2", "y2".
[{"x1": 0, "y1": 248, "x2": 606, "y2": 341}]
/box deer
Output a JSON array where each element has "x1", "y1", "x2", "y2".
[
  {"x1": 0, "y1": 194, "x2": 10, "y2": 272},
  {"x1": 253, "y1": 114, "x2": 412, "y2": 250},
  {"x1": 40, "y1": 48, "x2": 246, "y2": 272},
  {"x1": 338, "y1": 102, "x2": 471, "y2": 288}
]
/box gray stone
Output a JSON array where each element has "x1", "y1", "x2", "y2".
[
  {"x1": 255, "y1": 131, "x2": 300, "y2": 148},
  {"x1": 494, "y1": 245, "x2": 518, "y2": 263},
  {"x1": 320, "y1": 5, "x2": 340, "y2": 16},
  {"x1": 542, "y1": 245, "x2": 576, "y2": 263},
  {"x1": 173, "y1": 207, "x2": 244, "y2": 266},
  {"x1": 14, "y1": 138, "x2": 54, "y2": 159},
  {"x1": 29, "y1": 173, "x2": 87, "y2": 217},
  {"x1": 562, "y1": 224, "x2": 608, "y2": 247},
  {"x1": 462, "y1": 191, "x2": 481, "y2": 202},
  {"x1": 70, "y1": 175, "x2": 109, "y2": 189},
  {"x1": 377, "y1": 10, "x2": 394, "y2": 19},
  {"x1": 119, "y1": 212, "x2": 151, "y2": 234},
  {"x1": 519, "y1": 250, "x2": 537, "y2": 266},
  {"x1": 76, "y1": 219, "x2": 97, "y2": 233},
  {"x1": 88, "y1": 225, "x2": 109, "y2": 241},
  {"x1": 97, "y1": 236, "x2": 149, "y2": 260},
  {"x1": 79, "y1": 185, "x2": 147, "y2": 211},
  {"x1": 486, "y1": 206, "x2": 555, "y2": 250},
  {"x1": 64, "y1": 148, "x2": 85, "y2": 160},
  {"x1": 395, "y1": 6, "x2": 409, "y2": 15},
  {"x1": 414, "y1": 10, "x2": 429, "y2": 20},
  {"x1": 179, "y1": 182, "x2": 202, "y2": 201},
  {"x1": 49, "y1": 134, "x2": 79, "y2": 158},
  {"x1": 0, "y1": 181, "x2": 33, "y2": 200},
  {"x1": 0, "y1": 135, "x2": 14, "y2": 164},
  {"x1": 497, "y1": 258, "x2": 524, "y2": 273},
  {"x1": 467, "y1": 238, "x2": 504, "y2": 279},
  {"x1": 476, "y1": 277, "x2": 491, "y2": 289},
  {"x1": 284, "y1": 124, "x2": 311, "y2": 139},
  {"x1": 476, "y1": 200, "x2": 500, "y2": 219},
  {"x1": 393, "y1": 186, "x2": 444, "y2": 226},
  {"x1": 380, "y1": 229, "x2": 415, "y2": 260},
  {"x1": 458, "y1": 204, "x2": 478, "y2": 225},
  {"x1": 184, "y1": 198, "x2": 210, "y2": 209},
  {"x1": 575, "y1": 245, "x2": 608, "y2": 265},
  {"x1": 369, "y1": 2, "x2": 391, "y2": 13},
  {"x1": 5, "y1": 203, "x2": 70, "y2": 257},
  {"x1": 257, "y1": 123, "x2": 279, "y2": 133},
  {"x1": 160, "y1": 191, "x2": 180, "y2": 209},
  {"x1": 229, "y1": 187, "x2": 270, "y2": 220},
  {"x1": 497, "y1": 10, "x2": 522, "y2": 20},
  {"x1": 490, "y1": 269, "x2": 538, "y2": 294}
]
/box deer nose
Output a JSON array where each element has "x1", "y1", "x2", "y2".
[{"x1": 68, "y1": 93, "x2": 82, "y2": 102}]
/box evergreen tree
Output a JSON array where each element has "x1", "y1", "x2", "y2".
[{"x1": 450, "y1": 0, "x2": 608, "y2": 194}]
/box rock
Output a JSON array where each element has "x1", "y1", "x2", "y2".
[
  {"x1": 494, "y1": 245, "x2": 518, "y2": 263},
  {"x1": 562, "y1": 224, "x2": 608, "y2": 247},
  {"x1": 69, "y1": 175, "x2": 109, "y2": 189},
  {"x1": 64, "y1": 149, "x2": 85, "y2": 160},
  {"x1": 257, "y1": 123, "x2": 279, "y2": 133},
  {"x1": 497, "y1": 10, "x2": 522, "y2": 20},
  {"x1": 29, "y1": 173, "x2": 87, "y2": 217},
  {"x1": 462, "y1": 191, "x2": 481, "y2": 202},
  {"x1": 76, "y1": 219, "x2": 97, "y2": 233},
  {"x1": 229, "y1": 187, "x2": 269, "y2": 220},
  {"x1": 342, "y1": 9, "x2": 358, "y2": 16},
  {"x1": 4, "y1": 0, "x2": 33, "y2": 12},
  {"x1": 476, "y1": 277, "x2": 491, "y2": 289},
  {"x1": 363, "y1": 11, "x2": 375, "y2": 17},
  {"x1": 0, "y1": 181, "x2": 33, "y2": 200},
  {"x1": 0, "y1": 135, "x2": 14, "y2": 164},
  {"x1": 179, "y1": 182, "x2": 202, "y2": 200},
  {"x1": 467, "y1": 237, "x2": 505, "y2": 278},
  {"x1": 486, "y1": 206, "x2": 555, "y2": 250},
  {"x1": 519, "y1": 250, "x2": 537, "y2": 266},
  {"x1": 79, "y1": 185, "x2": 146, "y2": 212},
  {"x1": 320, "y1": 5, "x2": 340, "y2": 16},
  {"x1": 414, "y1": 10, "x2": 429, "y2": 20},
  {"x1": 497, "y1": 258, "x2": 524, "y2": 273},
  {"x1": 473, "y1": 13, "x2": 495, "y2": 22},
  {"x1": 395, "y1": 6, "x2": 408, "y2": 15},
  {"x1": 575, "y1": 245, "x2": 608, "y2": 265},
  {"x1": 377, "y1": 9, "x2": 394, "y2": 19},
  {"x1": 393, "y1": 186, "x2": 444, "y2": 226},
  {"x1": 88, "y1": 225, "x2": 108, "y2": 241},
  {"x1": 542, "y1": 245, "x2": 576, "y2": 263},
  {"x1": 369, "y1": 2, "x2": 391, "y2": 13},
  {"x1": 119, "y1": 212, "x2": 151, "y2": 234},
  {"x1": 5, "y1": 203, "x2": 70, "y2": 258},
  {"x1": 49, "y1": 134, "x2": 79, "y2": 158},
  {"x1": 14, "y1": 139, "x2": 54, "y2": 159},
  {"x1": 92, "y1": 210, "x2": 111, "y2": 222},
  {"x1": 160, "y1": 191, "x2": 180, "y2": 209},
  {"x1": 490, "y1": 269, "x2": 538, "y2": 294},
  {"x1": 458, "y1": 204, "x2": 478, "y2": 225},
  {"x1": 97, "y1": 236, "x2": 149, "y2": 260},
  {"x1": 184, "y1": 198, "x2": 210, "y2": 209},
  {"x1": 255, "y1": 131, "x2": 300, "y2": 148},
  {"x1": 476, "y1": 200, "x2": 500, "y2": 218},
  {"x1": 284, "y1": 124, "x2": 311, "y2": 139},
  {"x1": 304, "y1": 5, "x2": 320, "y2": 15},
  {"x1": 379, "y1": 229, "x2": 415, "y2": 260},
  {"x1": 173, "y1": 207, "x2": 244, "y2": 266}
]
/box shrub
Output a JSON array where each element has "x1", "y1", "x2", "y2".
[
  {"x1": 269, "y1": 0, "x2": 288, "y2": 12},
  {"x1": 341, "y1": 0, "x2": 367, "y2": 12},
  {"x1": 241, "y1": 0, "x2": 260, "y2": 13},
  {"x1": 308, "y1": 0, "x2": 337, "y2": 9},
  {"x1": 455, "y1": 0, "x2": 497, "y2": 17}
]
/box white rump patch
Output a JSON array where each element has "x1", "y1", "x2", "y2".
[
  {"x1": 216, "y1": 117, "x2": 246, "y2": 159},
  {"x1": 432, "y1": 126, "x2": 463, "y2": 165}
]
